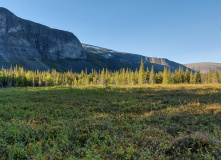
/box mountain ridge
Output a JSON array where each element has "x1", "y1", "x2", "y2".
[
  {"x1": 184, "y1": 62, "x2": 221, "y2": 73},
  {"x1": 83, "y1": 43, "x2": 191, "y2": 73}
]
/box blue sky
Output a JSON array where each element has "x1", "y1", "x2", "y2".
[{"x1": 1, "y1": 0, "x2": 221, "y2": 64}]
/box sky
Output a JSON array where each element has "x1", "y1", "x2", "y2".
[{"x1": 1, "y1": 0, "x2": 221, "y2": 64}]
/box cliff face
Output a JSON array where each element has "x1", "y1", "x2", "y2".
[{"x1": 0, "y1": 7, "x2": 86, "y2": 70}]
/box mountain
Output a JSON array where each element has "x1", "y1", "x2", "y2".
[
  {"x1": 184, "y1": 62, "x2": 221, "y2": 73},
  {"x1": 0, "y1": 7, "x2": 86, "y2": 70},
  {"x1": 83, "y1": 44, "x2": 190, "y2": 72},
  {"x1": 0, "y1": 7, "x2": 190, "y2": 73}
]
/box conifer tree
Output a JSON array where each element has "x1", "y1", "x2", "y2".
[
  {"x1": 194, "y1": 69, "x2": 201, "y2": 84},
  {"x1": 149, "y1": 66, "x2": 155, "y2": 84},
  {"x1": 93, "y1": 74, "x2": 98, "y2": 85},
  {"x1": 38, "y1": 74, "x2": 42, "y2": 86},
  {"x1": 46, "y1": 73, "x2": 52, "y2": 86},
  {"x1": 155, "y1": 72, "x2": 163, "y2": 84},
  {"x1": 178, "y1": 66, "x2": 185, "y2": 83},
  {"x1": 219, "y1": 71, "x2": 221, "y2": 84},
  {"x1": 104, "y1": 68, "x2": 109, "y2": 86},
  {"x1": 184, "y1": 68, "x2": 190, "y2": 83},
  {"x1": 26, "y1": 71, "x2": 32, "y2": 86},
  {"x1": 0, "y1": 70, "x2": 3, "y2": 87},
  {"x1": 208, "y1": 67, "x2": 212, "y2": 83},
  {"x1": 139, "y1": 58, "x2": 145, "y2": 85},
  {"x1": 115, "y1": 71, "x2": 120, "y2": 85},
  {"x1": 130, "y1": 71, "x2": 135, "y2": 85},
  {"x1": 100, "y1": 68, "x2": 105, "y2": 85},
  {"x1": 190, "y1": 71, "x2": 194, "y2": 84},
  {"x1": 74, "y1": 77, "x2": 78, "y2": 85},
  {"x1": 174, "y1": 70, "x2": 180, "y2": 84},
  {"x1": 32, "y1": 73, "x2": 35, "y2": 87},
  {"x1": 167, "y1": 68, "x2": 173, "y2": 84},
  {"x1": 134, "y1": 69, "x2": 139, "y2": 85},
  {"x1": 126, "y1": 68, "x2": 130, "y2": 85},
  {"x1": 212, "y1": 68, "x2": 219, "y2": 84},
  {"x1": 110, "y1": 76, "x2": 114, "y2": 85},
  {"x1": 122, "y1": 68, "x2": 126, "y2": 85},
  {"x1": 162, "y1": 67, "x2": 169, "y2": 84},
  {"x1": 146, "y1": 67, "x2": 150, "y2": 84},
  {"x1": 20, "y1": 67, "x2": 26, "y2": 87}
]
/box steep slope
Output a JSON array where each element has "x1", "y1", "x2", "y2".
[
  {"x1": 0, "y1": 7, "x2": 86, "y2": 70},
  {"x1": 83, "y1": 44, "x2": 191, "y2": 72},
  {"x1": 184, "y1": 62, "x2": 221, "y2": 73}
]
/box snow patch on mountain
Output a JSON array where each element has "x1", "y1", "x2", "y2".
[{"x1": 102, "y1": 54, "x2": 112, "y2": 58}]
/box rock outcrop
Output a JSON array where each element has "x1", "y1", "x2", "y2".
[{"x1": 0, "y1": 7, "x2": 86, "y2": 70}]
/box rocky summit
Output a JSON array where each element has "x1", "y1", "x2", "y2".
[{"x1": 0, "y1": 7, "x2": 86, "y2": 70}]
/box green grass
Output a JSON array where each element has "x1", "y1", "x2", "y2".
[{"x1": 0, "y1": 84, "x2": 220, "y2": 159}]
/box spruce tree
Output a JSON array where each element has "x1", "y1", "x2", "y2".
[
  {"x1": 139, "y1": 59, "x2": 145, "y2": 85},
  {"x1": 25, "y1": 71, "x2": 32, "y2": 86},
  {"x1": 155, "y1": 72, "x2": 163, "y2": 84},
  {"x1": 122, "y1": 68, "x2": 126, "y2": 85},
  {"x1": 162, "y1": 67, "x2": 169, "y2": 84},
  {"x1": 146, "y1": 67, "x2": 150, "y2": 84},
  {"x1": 126, "y1": 68, "x2": 130, "y2": 85},
  {"x1": 100, "y1": 68, "x2": 105, "y2": 85},
  {"x1": 174, "y1": 70, "x2": 180, "y2": 84},
  {"x1": 208, "y1": 67, "x2": 212, "y2": 83},
  {"x1": 46, "y1": 73, "x2": 52, "y2": 86},
  {"x1": 194, "y1": 69, "x2": 201, "y2": 84},
  {"x1": 130, "y1": 71, "x2": 135, "y2": 85},
  {"x1": 184, "y1": 68, "x2": 190, "y2": 83},
  {"x1": 0, "y1": 70, "x2": 3, "y2": 87},
  {"x1": 134, "y1": 69, "x2": 139, "y2": 85},
  {"x1": 219, "y1": 71, "x2": 221, "y2": 84},
  {"x1": 32, "y1": 73, "x2": 35, "y2": 87},
  {"x1": 200, "y1": 73, "x2": 207, "y2": 84},
  {"x1": 115, "y1": 71, "x2": 120, "y2": 85},
  {"x1": 178, "y1": 66, "x2": 185, "y2": 83},
  {"x1": 212, "y1": 68, "x2": 219, "y2": 84},
  {"x1": 190, "y1": 71, "x2": 194, "y2": 84},
  {"x1": 149, "y1": 66, "x2": 155, "y2": 84}
]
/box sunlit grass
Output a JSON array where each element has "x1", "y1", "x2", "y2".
[{"x1": 0, "y1": 84, "x2": 220, "y2": 159}]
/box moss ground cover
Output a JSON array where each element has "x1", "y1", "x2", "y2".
[{"x1": 0, "y1": 84, "x2": 220, "y2": 159}]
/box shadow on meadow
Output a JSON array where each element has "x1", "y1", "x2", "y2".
[{"x1": 0, "y1": 85, "x2": 220, "y2": 159}]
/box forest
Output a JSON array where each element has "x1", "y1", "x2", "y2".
[{"x1": 0, "y1": 59, "x2": 220, "y2": 87}]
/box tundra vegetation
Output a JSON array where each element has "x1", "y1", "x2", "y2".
[
  {"x1": 0, "y1": 61, "x2": 220, "y2": 159},
  {"x1": 0, "y1": 85, "x2": 220, "y2": 159}
]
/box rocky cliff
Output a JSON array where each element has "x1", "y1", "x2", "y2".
[{"x1": 0, "y1": 7, "x2": 86, "y2": 70}]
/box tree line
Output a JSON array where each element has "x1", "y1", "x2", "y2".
[{"x1": 0, "y1": 59, "x2": 220, "y2": 87}]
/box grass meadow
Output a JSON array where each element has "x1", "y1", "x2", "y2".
[{"x1": 0, "y1": 84, "x2": 220, "y2": 159}]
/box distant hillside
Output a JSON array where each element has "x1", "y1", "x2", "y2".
[
  {"x1": 83, "y1": 44, "x2": 191, "y2": 73},
  {"x1": 184, "y1": 63, "x2": 221, "y2": 73}
]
